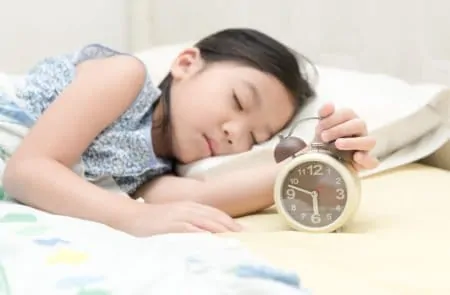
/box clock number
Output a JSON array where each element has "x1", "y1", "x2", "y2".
[
  {"x1": 290, "y1": 204, "x2": 297, "y2": 212},
  {"x1": 336, "y1": 188, "x2": 345, "y2": 200},
  {"x1": 311, "y1": 214, "x2": 321, "y2": 224},
  {"x1": 289, "y1": 178, "x2": 299, "y2": 185},
  {"x1": 298, "y1": 164, "x2": 323, "y2": 176},
  {"x1": 336, "y1": 177, "x2": 342, "y2": 185},
  {"x1": 300, "y1": 213, "x2": 307, "y2": 220},
  {"x1": 336, "y1": 205, "x2": 342, "y2": 211},
  {"x1": 310, "y1": 164, "x2": 323, "y2": 176},
  {"x1": 326, "y1": 213, "x2": 333, "y2": 221},
  {"x1": 286, "y1": 188, "x2": 295, "y2": 200}
]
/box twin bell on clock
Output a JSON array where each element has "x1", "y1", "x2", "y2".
[{"x1": 272, "y1": 117, "x2": 362, "y2": 233}]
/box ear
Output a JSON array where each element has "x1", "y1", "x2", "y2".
[{"x1": 170, "y1": 47, "x2": 203, "y2": 81}]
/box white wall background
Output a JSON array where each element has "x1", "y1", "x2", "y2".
[
  {"x1": 131, "y1": 0, "x2": 450, "y2": 86},
  {"x1": 2, "y1": 0, "x2": 450, "y2": 87},
  {"x1": 0, "y1": 0, "x2": 129, "y2": 74}
]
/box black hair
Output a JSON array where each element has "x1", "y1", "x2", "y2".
[{"x1": 156, "y1": 27, "x2": 316, "y2": 134}]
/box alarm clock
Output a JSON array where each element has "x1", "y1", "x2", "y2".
[{"x1": 273, "y1": 121, "x2": 361, "y2": 233}]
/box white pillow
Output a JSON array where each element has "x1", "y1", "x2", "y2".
[
  {"x1": 135, "y1": 43, "x2": 450, "y2": 179},
  {"x1": 135, "y1": 41, "x2": 194, "y2": 86}
]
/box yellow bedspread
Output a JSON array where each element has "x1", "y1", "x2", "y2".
[{"x1": 224, "y1": 163, "x2": 450, "y2": 295}]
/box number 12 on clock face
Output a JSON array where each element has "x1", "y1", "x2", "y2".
[{"x1": 298, "y1": 164, "x2": 334, "y2": 176}]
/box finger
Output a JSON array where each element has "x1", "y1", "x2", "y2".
[
  {"x1": 352, "y1": 162, "x2": 365, "y2": 172},
  {"x1": 318, "y1": 102, "x2": 335, "y2": 119},
  {"x1": 353, "y1": 151, "x2": 379, "y2": 170},
  {"x1": 179, "y1": 222, "x2": 209, "y2": 233},
  {"x1": 318, "y1": 108, "x2": 358, "y2": 131},
  {"x1": 190, "y1": 203, "x2": 242, "y2": 232},
  {"x1": 191, "y1": 218, "x2": 231, "y2": 233},
  {"x1": 334, "y1": 136, "x2": 376, "y2": 151},
  {"x1": 321, "y1": 118, "x2": 367, "y2": 142}
]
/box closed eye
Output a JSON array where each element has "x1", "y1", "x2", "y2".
[
  {"x1": 233, "y1": 90, "x2": 256, "y2": 145},
  {"x1": 233, "y1": 91, "x2": 243, "y2": 111}
]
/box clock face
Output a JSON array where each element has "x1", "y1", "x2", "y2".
[{"x1": 279, "y1": 160, "x2": 348, "y2": 228}]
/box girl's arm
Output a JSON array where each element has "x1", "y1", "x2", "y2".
[
  {"x1": 135, "y1": 160, "x2": 284, "y2": 218},
  {"x1": 3, "y1": 55, "x2": 147, "y2": 229},
  {"x1": 136, "y1": 104, "x2": 378, "y2": 218}
]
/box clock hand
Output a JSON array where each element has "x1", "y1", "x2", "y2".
[
  {"x1": 287, "y1": 185, "x2": 313, "y2": 196},
  {"x1": 312, "y1": 193, "x2": 319, "y2": 215}
]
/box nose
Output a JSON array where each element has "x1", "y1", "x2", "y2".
[
  {"x1": 222, "y1": 121, "x2": 250, "y2": 152},
  {"x1": 223, "y1": 129, "x2": 233, "y2": 145}
]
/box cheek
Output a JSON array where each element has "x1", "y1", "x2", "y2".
[
  {"x1": 189, "y1": 94, "x2": 231, "y2": 118},
  {"x1": 170, "y1": 84, "x2": 206, "y2": 120},
  {"x1": 172, "y1": 95, "x2": 222, "y2": 131},
  {"x1": 194, "y1": 100, "x2": 231, "y2": 128},
  {"x1": 266, "y1": 106, "x2": 296, "y2": 133},
  {"x1": 172, "y1": 77, "x2": 233, "y2": 125}
]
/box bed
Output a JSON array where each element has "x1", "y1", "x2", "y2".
[
  {"x1": 231, "y1": 163, "x2": 450, "y2": 295},
  {"x1": 130, "y1": 40, "x2": 450, "y2": 295},
  {"x1": 1, "y1": 1, "x2": 450, "y2": 294}
]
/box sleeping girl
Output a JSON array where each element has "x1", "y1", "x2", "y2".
[{"x1": 0, "y1": 28, "x2": 378, "y2": 236}]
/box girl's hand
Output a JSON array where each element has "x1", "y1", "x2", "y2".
[
  {"x1": 121, "y1": 201, "x2": 243, "y2": 237},
  {"x1": 316, "y1": 102, "x2": 379, "y2": 171}
]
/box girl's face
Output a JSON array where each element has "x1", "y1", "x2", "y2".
[{"x1": 167, "y1": 48, "x2": 296, "y2": 164}]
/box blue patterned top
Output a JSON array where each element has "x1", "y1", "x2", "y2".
[{"x1": 1, "y1": 44, "x2": 173, "y2": 194}]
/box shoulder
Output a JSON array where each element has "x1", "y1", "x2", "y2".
[
  {"x1": 20, "y1": 44, "x2": 158, "y2": 107},
  {"x1": 17, "y1": 43, "x2": 162, "y2": 133},
  {"x1": 71, "y1": 44, "x2": 161, "y2": 116},
  {"x1": 34, "y1": 43, "x2": 157, "y2": 97},
  {"x1": 74, "y1": 44, "x2": 149, "y2": 80},
  {"x1": 75, "y1": 44, "x2": 161, "y2": 108},
  {"x1": 76, "y1": 51, "x2": 146, "y2": 89}
]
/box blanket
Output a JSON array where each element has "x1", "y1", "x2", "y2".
[
  {"x1": 0, "y1": 201, "x2": 311, "y2": 295},
  {"x1": 0, "y1": 72, "x2": 311, "y2": 294}
]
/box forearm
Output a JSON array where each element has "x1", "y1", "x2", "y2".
[
  {"x1": 139, "y1": 161, "x2": 284, "y2": 217},
  {"x1": 199, "y1": 161, "x2": 282, "y2": 216},
  {"x1": 3, "y1": 158, "x2": 139, "y2": 230}
]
